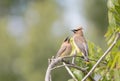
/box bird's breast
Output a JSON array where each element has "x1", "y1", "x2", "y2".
[{"x1": 73, "y1": 39, "x2": 80, "y2": 53}]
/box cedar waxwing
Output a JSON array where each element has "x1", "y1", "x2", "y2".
[
  {"x1": 55, "y1": 37, "x2": 72, "y2": 58},
  {"x1": 71, "y1": 27, "x2": 89, "y2": 62}
]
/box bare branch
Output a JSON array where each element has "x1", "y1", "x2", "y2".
[
  {"x1": 63, "y1": 62, "x2": 78, "y2": 81},
  {"x1": 51, "y1": 64, "x2": 65, "y2": 70},
  {"x1": 51, "y1": 63, "x2": 88, "y2": 71},
  {"x1": 82, "y1": 32, "x2": 120, "y2": 81},
  {"x1": 45, "y1": 55, "x2": 76, "y2": 81},
  {"x1": 45, "y1": 57, "x2": 63, "y2": 81},
  {"x1": 65, "y1": 62, "x2": 95, "y2": 81},
  {"x1": 48, "y1": 59, "x2": 52, "y2": 81}
]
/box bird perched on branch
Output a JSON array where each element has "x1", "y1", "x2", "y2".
[
  {"x1": 71, "y1": 27, "x2": 89, "y2": 62},
  {"x1": 55, "y1": 37, "x2": 72, "y2": 58}
]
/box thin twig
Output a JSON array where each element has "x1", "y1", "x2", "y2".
[
  {"x1": 63, "y1": 62, "x2": 78, "y2": 81},
  {"x1": 72, "y1": 57, "x2": 75, "y2": 64},
  {"x1": 75, "y1": 56, "x2": 107, "y2": 64},
  {"x1": 51, "y1": 64, "x2": 65, "y2": 70},
  {"x1": 82, "y1": 32, "x2": 120, "y2": 81},
  {"x1": 51, "y1": 63, "x2": 88, "y2": 71},
  {"x1": 89, "y1": 58, "x2": 107, "y2": 65},
  {"x1": 72, "y1": 50, "x2": 77, "y2": 64}
]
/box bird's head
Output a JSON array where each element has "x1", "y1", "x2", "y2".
[
  {"x1": 71, "y1": 27, "x2": 83, "y2": 35},
  {"x1": 71, "y1": 27, "x2": 83, "y2": 33}
]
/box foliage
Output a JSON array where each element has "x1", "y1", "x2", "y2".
[
  {"x1": 104, "y1": 0, "x2": 120, "y2": 80},
  {"x1": 69, "y1": 0, "x2": 120, "y2": 81}
]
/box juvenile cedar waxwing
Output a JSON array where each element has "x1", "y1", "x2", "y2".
[
  {"x1": 71, "y1": 27, "x2": 89, "y2": 62},
  {"x1": 55, "y1": 37, "x2": 72, "y2": 58}
]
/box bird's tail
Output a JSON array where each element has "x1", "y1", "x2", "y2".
[
  {"x1": 84, "y1": 56, "x2": 89, "y2": 62},
  {"x1": 84, "y1": 57, "x2": 90, "y2": 65}
]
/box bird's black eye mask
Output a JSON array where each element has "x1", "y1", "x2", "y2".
[
  {"x1": 71, "y1": 29, "x2": 77, "y2": 32},
  {"x1": 74, "y1": 30, "x2": 78, "y2": 31}
]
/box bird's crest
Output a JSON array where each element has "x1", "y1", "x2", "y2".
[
  {"x1": 64, "y1": 36, "x2": 70, "y2": 42},
  {"x1": 75, "y1": 26, "x2": 83, "y2": 31}
]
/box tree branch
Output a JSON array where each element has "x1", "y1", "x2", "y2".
[
  {"x1": 45, "y1": 57, "x2": 63, "y2": 81},
  {"x1": 51, "y1": 61, "x2": 95, "y2": 81},
  {"x1": 82, "y1": 32, "x2": 120, "y2": 81},
  {"x1": 64, "y1": 63, "x2": 95, "y2": 81},
  {"x1": 51, "y1": 63, "x2": 88, "y2": 72},
  {"x1": 63, "y1": 62, "x2": 78, "y2": 81},
  {"x1": 45, "y1": 55, "x2": 76, "y2": 81}
]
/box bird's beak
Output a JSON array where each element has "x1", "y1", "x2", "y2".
[{"x1": 71, "y1": 29, "x2": 76, "y2": 33}]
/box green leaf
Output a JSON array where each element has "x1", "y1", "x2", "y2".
[
  {"x1": 73, "y1": 69, "x2": 84, "y2": 81},
  {"x1": 68, "y1": 79, "x2": 75, "y2": 81},
  {"x1": 114, "y1": 69, "x2": 120, "y2": 81},
  {"x1": 110, "y1": 53, "x2": 119, "y2": 70}
]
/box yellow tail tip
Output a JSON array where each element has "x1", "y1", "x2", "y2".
[{"x1": 86, "y1": 61, "x2": 90, "y2": 64}]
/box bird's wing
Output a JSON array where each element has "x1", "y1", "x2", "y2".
[
  {"x1": 83, "y1": 42, "x2": 89, "y2": 56},
  {"x1": 55, "y1": 45, "x2": 67, "y2": 58},
  {"x1": 74, "y1": 37, "x2": 89, "y2": 57}
]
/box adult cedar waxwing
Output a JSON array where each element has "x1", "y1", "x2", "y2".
[
  {"x1": 71, "y1": 27, "x2": 89, "y2": 62},
  {"x1": 55, "y1": 37, "x2": 72, "y2": 58}
]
